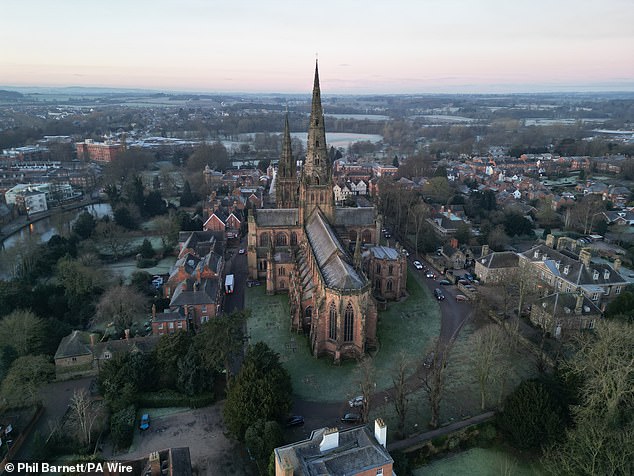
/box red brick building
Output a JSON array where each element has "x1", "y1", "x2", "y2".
[{"x1": 75, "y1": 140, "x2": 123, "y2": 163}]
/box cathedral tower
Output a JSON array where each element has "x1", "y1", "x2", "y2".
[
  {"x1": 275, "y1": 114, "x2": 298, "y2": 208},
  {"x1": 299, "y1": 61, "x2": 334, "y2": 224}
]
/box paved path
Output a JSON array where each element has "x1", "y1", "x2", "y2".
[{"x1": 387, "y1": 411, "x2": 495, "y2": 452}]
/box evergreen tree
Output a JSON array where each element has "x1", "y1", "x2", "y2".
[{"x1": 180, "y1": 180, "x2": 196, "y2": 207}]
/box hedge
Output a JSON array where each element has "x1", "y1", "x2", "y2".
[{"x1": 137, "y1": 390, "x2": 214, "y2": 408}]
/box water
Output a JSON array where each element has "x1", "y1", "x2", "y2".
[{"x1": 2, "y1": 203, "x2": 112, "y2": 250}]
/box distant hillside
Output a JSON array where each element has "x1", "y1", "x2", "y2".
[{"x1": 0, "y1": 90, "x2": 24, "y2": 101}]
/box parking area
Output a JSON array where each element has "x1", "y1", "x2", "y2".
[{"x1": 117, "y1": 404, "x2": 253, "y2": 475}]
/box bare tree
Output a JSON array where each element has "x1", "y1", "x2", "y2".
[
  {"x1": 412, "y1": 200, "x2": 430, "y2": 255},
  {"x1": 68, "y1": 388, "x2": 104, "y2": 448},
  {"x1": 391, "y1": 352, "x2": 414, "y2": 437},
  {"x1": 96, "y1": 285, "x2": 147, "y2": 333},
  {"x1": 355, "y1": 356, "x2": 376, "y2": 423},
  {"x1": 471, "y1": 325, "x2": 507, "y2": 410},
  {"x1": 422, "y1": 337, "x2": 456, "y2": 429},
  {"x1": 95, "y1": 221, "x2": 131, "y2": 260}
]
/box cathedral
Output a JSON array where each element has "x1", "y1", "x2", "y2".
[{"x1": 247, "y1": 62, "x2": 381, "y2": 361}]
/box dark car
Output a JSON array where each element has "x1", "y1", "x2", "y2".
[
  {"x1": 247, "y1": 280, "x2": 261, "y2": 287},
  {"x1": 341, "y1": 413, "x2": 362, "y2": 423},
  {"x1": 438, "y1": 279, "x2": 452, "y2": 285},
  {"x1": 433, "y1": 288, "x2": 445, "y2": 300},
  {"x1": 285, "y1": 415, "x2": 305, "y2": 427}
]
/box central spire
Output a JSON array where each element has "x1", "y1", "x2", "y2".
[{"x1": 303, "y1": 60, "x2": 329, "y2": 185}]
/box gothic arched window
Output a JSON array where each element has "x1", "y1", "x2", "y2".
[
  {"x1": 344, "y1": 303, "x2": 354, "y2": 342},
  {"x1": 260, "y1": 234, "x2": 269, "y2": 247},
  {"x1": 362, "y1": 230, "x2": 372, "y2": 243},
  {"x1": 290, "y1": 232, "x2": 297, "y2": 246},
  {"x1": 276, "y1": 233, "x2": 287, "y2": 246},
  {"x1": 387, "y1": 280, "x2": 393, "y2": 292},
  {"x1": 329, "y1": 302, "x2": 337, "y2": 340}
]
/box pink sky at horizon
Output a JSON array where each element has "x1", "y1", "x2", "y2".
[{"x1": 2, "y1": 0, "x2": 633, "y2": 94}]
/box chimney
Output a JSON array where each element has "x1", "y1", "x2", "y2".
[
  {"x1": 89, "y1": 333, "x2": 96, "y2": 347},
  {"x1": 575, "y1": 293, "x2": 584, "y2": 314},
  {"x1": 124, "y1": 329, "x2": 130, "y2": 340},
  {"x1": 319, "y1": 428, "x2": 339, "y2": 453},
  {"x1": 614, "y1": 258, "x2": 621, "y2": 272},
  {"x1": 481, "y1": 244, "x2": 489, "y2": 258},
  {"x1": 152, "y1": 303, "x2": 156, "y2": 320},
  {"x1": 280, "y1": 457, "x2": 294, "y2": 476},
  {"x1": 579, "y1": 248, "x2": 592, "y2": 267},
  {"x1": 545, "y1": 234, "x2": 555, "y2": 248},
  {"x1": 450, "y1": 238, "x2": 458, "y2": 249},
  {"x1": 149, "y1": 451, "x2": 161, "y2": 476},
  {"x1": 374, "y1": 418, "x2": 387, "y2": 448}
]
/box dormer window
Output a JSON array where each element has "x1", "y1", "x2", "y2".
[
  {"x1": 592, "y1": 270, "x2": 599, "y2": 280},
  {"x1": 555, "y1": 261, "x2": 561, "y2": 270},
  {"x1": 563, "y1": 265, "x2": 570, "y2": 275},
  {"x1": 533, "y1": 250, "x2": 540, "y2": 259},
  {"x1": 604, "y1": 270, "x2": 610, "y2": 280}
]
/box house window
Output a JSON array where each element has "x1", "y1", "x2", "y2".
[
  {"x1": 616, "y1": 286, "x2": 622, "y2": 295},
  {"x1": 104, "y1": 352, "x2": 112, "y2": 360},
  {"x1": 177, "y1": 321, "x2": 183, "y2": 329},
  {"x1": 344, "y1": 303, "x2": 354, "y2": 342},
  {"x1": 71, "y1": 357, "x2": 77, "y2": 362},
  {"x1": 591, "y1": 292, "x2": 599, "y2": 301},
  {"x1": 329, "y1": 303, "x2": 337, "y2": 340},
  {"x1": 557, "y1": 280, "x2": 562, "y2": 290},
  {"x1": 168, "y1": 322, "x2": 174, "y2": 329},
  {"x1": 159, "y1": 323, "x2": 164, "y2": 330},
  {"x1": 388, "y1": 265, "x2": 393, "y2": 276},
  {"x1": 376, "y1": 469, "x2": 383, "y2": 476},
  {"x1": 201, "y1": 305, "x2": 207, "y2": 313},
  {"x1": 279, "y1": 267, "x2": 286, "y2": 276},
  {"x1": 589, "y1": 320, "x2": 595, "y2": 329},
  {"x1": 604, "y1": 287, "x2": 610, "y2": 295}
]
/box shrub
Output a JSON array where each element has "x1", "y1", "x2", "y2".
[
  {"x1": 136, "y1": 258, "x2": 158, "y2": 268},
  {"x1": 137, "y1": 390, "x2": 214, "y2": 408},
  {"x1": 110, "y1": 405, "x2": 136, "y2": 450}
]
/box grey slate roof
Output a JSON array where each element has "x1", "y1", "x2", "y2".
[
  {"x1": 535, "y1": 292, "x2": 601, "y2": 318},
  {"x1": 335, "y1": 207, "x2": 375, "y2": 227},
  {"x1": 255, "y1": 208, "x2": 299, "y2": 227},
  {"x1": 275, "y1": 426, "x2": 393, "y2": 476},
  {"x1": 54, "y1": 330, "x2": 92, "y2": 359},
  {"x1": 305, "y1": 212, "x2": 365, "y2": 290},
  {"x1": 479, "y1": 251, "x2": 519, "y2": 269},
  {"x1": 369, "y1": 246, "x2": 400, "y2": 260},
  {"x1": 170, "y1": 278, "x2": 219, "y2": 306}
]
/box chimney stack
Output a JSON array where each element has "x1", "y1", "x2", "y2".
[
  {"x1": 124, "y1": 329, "x2": 130, "y2": 340},
  {"x1": 575, "y1": 293, "x2": 584, "y2": 314},
  {"x1": 614, "y1": 258, "x2": 621, "y2": 272},
  {"x1": 450, "y1": 238, "x2": 458, "y2": 249},
  {"x1": 89, "y1": 333, "x2": 96, "y2": 347},
  {"x1": 152, "y1": 303, "x2": 156, "y2": 320},
  {"x1": 579, "y1": 248, "x2": 592, "y2": 267},
  {"x1": 149, "y1": 451, "x2": 160, "y2": 476},
  {"x1": 319, "y1": 428, "x2": 339, "y2": 453},
  {"x1": 374, "y1": 418, "x2": 387, "y2": 448},
  {"x1": 481, "y1": 244, "x2": 490, "y2": 258},
  {"x1": 545, "y1": 234, "x2": 555, "y2": 248}
]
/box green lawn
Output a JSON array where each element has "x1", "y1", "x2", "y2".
[
  {"x1": 245, "y1": 270, "x2": 441, "y2": 402},
  {"x1": 414, "y1": 447, "x2": 544, "y2": 476},
  {"x1": 103, "y1": 255, "x2": 176, "y2": 283}
]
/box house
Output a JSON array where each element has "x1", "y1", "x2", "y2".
[
  {"x1": 530, "y1": 292, "x2": 602, "y2": 338},
  {"x1": 96, "y1": 448, "x2": 192, "y2": 476},
  {"x1": 54, "y1": 331, "x2": 159, "y2": 377},
  {"x1": 151, "y1": 307, "x2": 189, "y2": 335},
  {"x1": 440, "y1": 239, "x2": 476, "y2": 270},
  {"x1": 602, "y1": 209, "x2": 634, "y2": 226},
  {"x1": 475, "y1": 250, "x2": 519, "y2": 284},
  {"x1": 274, "y1": 419, "x2": 393, "y2": 476},
  {"x1": 519, "y1": 244, "x2": 628, "y2": 310}
]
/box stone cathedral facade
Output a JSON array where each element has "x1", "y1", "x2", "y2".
[{"x1": 247, "y1": 63, "x2": 383, "y2": 361}]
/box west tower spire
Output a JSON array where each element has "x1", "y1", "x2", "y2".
[{"x1": 276, "y1": 113, "x2": 298, "y2": 208}]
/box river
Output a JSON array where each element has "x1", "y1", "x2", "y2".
[{"x1": 2, "y1": 203, "x2": 112, "y2": 250}]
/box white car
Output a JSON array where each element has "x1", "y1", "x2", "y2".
[
  {"x1": 238, "y1": 248, "x2": 246, "y2": 254},
  {"x1": 413, "y1": 260, "x2": 423, "y2": 270},
  {"x1": 349, "y1": 395, "x2": 365, "y2": 407}
]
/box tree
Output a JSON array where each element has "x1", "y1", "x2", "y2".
[
  {"x1": 95, "y1": 285, "x2": 147, "y2": 334},
  {"x1": 422, "y1": 336, "x2": 456, "y2": 429},
  {"x1": 503, "y1": 213, "x2": 534, "y2": 237},
  {"x1": 95, "y1": 221, "x2": 132, "y2": 260},
  {"x1": 179, "y1": 180, "x2": 196, "y2": 207},
  {"x1": 454, "y1": 222, "x2": 471, "y2": 245},
  {"x1": 143, "y1": 190, "x2": 166, "y2": 217},
  {"x1": 139, "y1": 239, "x2": 155, "y2": 259},
  {"x1": 195, "y1": 311, "x2": 248, "y2": 382},
  {"x1": 604, "y1": 285, "x2": 634, "y2": 323},
  {"x1": 487, "y1": 225, "x2": 510, "y2": 251},
  {"x1": 471, "y1": 325, "x2": 507, "y2": 410},
  {"x1": 186, "y1": 142, "x2": 229, "y2": 173},
  {"x1": 355, "y1": 356, "x2": 376, "y2": 423},
  {"x1": 244, "y1": 420, "x2": 284, "y2": 473},
  {"x1": 155, "y1": 332, "x2": 193, "y2": 389},
  {"x1": 73, "y1": 211, "x2": 97, "y2": 239},
  {"x1": 0, "y1": 355, "x2": 54, "y2": 407},
  {"x1": 498, "y1": 379, "x2": 566, "y2": 449},
  {"x1": 177, "y1": 345, "x2": 213, "y2": 396},
  {"x1": 113, "y1": 205, "x2": 137, "y2": 230},
  {"x1": 68, "y1": 388, "x2": 104, "y2": 448},
  {"x1": 223, "y1": 342, "x2": 292, "y2": 441},
  {"x1": 0, "y1": 309, "x2": 46, "y2": 357},
  {"x1": 392, "y1": 155, "x2": 399, "y2": 167},
  {"x1": 391, "y1": 352, "x2": 413, "y2": 437}
]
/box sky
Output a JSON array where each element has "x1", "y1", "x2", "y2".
[{"x1": 1, "y1": 0, "x2": 633, "y2": 94}]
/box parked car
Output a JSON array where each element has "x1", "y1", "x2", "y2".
[
  {"x1": 140, "y1": 413, "x2": 150, "y2": 431},
  {"x1": 348, "y1": 395, "x2": 365, "y2": 407},
  {"x1": 413, "y1": 260, "x2": 423, "y2": 270},
  {"x1": 238, "y1": 248, "x2": 246, "y2": 254},
  {"x1": 341, "y1": 413, "x2": 362, "y2": 423},
  {"x1": 455, "y1": 294, "x2": 468, "y2": 302},
  {"x1": 247, "y1": 280, "x2": 261, "y2": 287},
  {"x1": 285, "y1": 415, "x2": 305, "y2": 427},
  {"x1": 438, "y1": 279, "x2": 452, "y2": 285},
  {"x1": 458, "y1": 279, "x2": 470, "y2": 285},
  {"x1": 426, "y1": 272, "x2": 436, "y2": 279},
  {"x1": 433, "y1": 288, "x2": 445, "y2": 300}
]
